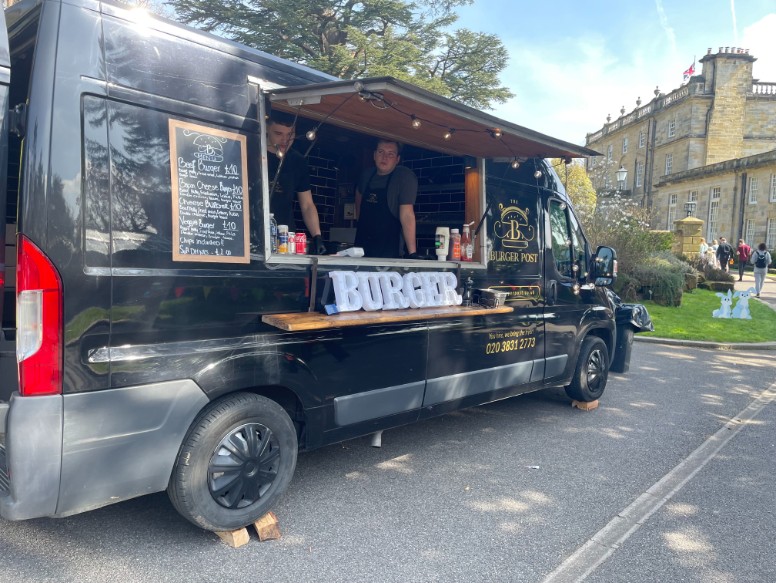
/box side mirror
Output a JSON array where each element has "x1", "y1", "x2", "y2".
[{"x1": 592, "y1": 246, "x2": 617, "y2": 287}]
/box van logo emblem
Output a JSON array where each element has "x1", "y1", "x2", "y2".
[
  {"x1": 493, "y1": 204, "x2": 535, "y2": 249},
  {"x1": 185, "y1": 130, "x2": 227, "y2": 163}
]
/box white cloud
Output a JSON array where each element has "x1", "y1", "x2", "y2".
[
  {"x1": 492, "y1": 37, "x2": 659, "y2": 146},
  {"x1": 654, "y1": 0, "x2": 678, "y2": 55},
  {"x1": 492, "y1": 13, "x2": 776, "y2": 148},
  {"x1": 742, "y1": 14, "x2": 776, "y2": 81}
]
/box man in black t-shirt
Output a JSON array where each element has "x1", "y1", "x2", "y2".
[
  {"x1": 266, "y1": 115, "x2": 326, "y2": 254},
  {"x1": 715, "y1": 237, "x2": 733, "y2": 272},
  {"x1": 354, "y1": 139, "x2": 418, "y2": 258}
]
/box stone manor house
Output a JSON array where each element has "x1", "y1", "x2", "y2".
[{"x1": 585, "y1": 47, "x2": 776, "y2": 251}]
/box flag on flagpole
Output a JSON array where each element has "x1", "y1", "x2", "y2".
[{"x1": 682, "y1": 61, "x2": 696, "y2": 83}]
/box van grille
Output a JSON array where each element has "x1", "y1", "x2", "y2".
[{"x1": 0, "y1": 441, "x2": 9, "y2": 495}]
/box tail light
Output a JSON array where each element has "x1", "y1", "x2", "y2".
[{"x1": 16, "y1": 235, "x2": 63, "y2": 396}]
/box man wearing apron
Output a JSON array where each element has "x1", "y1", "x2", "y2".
[{"x1": 354, "y1": 140, "x2": 418, "y2": 258}]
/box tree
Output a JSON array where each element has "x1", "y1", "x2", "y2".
[
  {"x1": 551, "y1": 159, "x2": 596, "y2": 221},
  {"x1": 156, "y1": 0, "x2": 514, "y2": 109}
]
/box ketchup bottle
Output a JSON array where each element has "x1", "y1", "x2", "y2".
[{"x1": 461, "y1": 224, "x2": 473, "y2": 261}]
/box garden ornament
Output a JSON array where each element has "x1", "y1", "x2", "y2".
[
  {"x1": 712, "y1": 290, "x2": 733, "y2": 318},
  {"x1": 732, "y1": 287, "x2": 757, "y2": 319}
]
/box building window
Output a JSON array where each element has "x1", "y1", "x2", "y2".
[
  {"x1": 767, "y1": 218, "x2": 776, "y2": 249},
  {"x1": 745, "y1": 219, "x2": 755, "y2": 246},
  {"x1": 770, "y1": 174, "x2": 776, "y2": 203},
  {"x1": 665, "y1": 153, "x2": 673, "y2": 175},
  {"x1": 639, "y1": 130, "x2": 646, "y2": 148},
  {"x1": 689, "y1": 190, "x2": 698, "y2": 202},
  {"x1": 749, "y1": 177, "x2": 758, "y2": 204},
  {"x1": 607, "y1": 144, "x2": 613, "y2": 161},
  {"x1": 668, "y1": 118, "x2": 676, "y2": 138},
  {"x1": 707, "y1": 187, "x2": 721, "y2": 241},
  {"x1": 668, "y1": 194, "x2": 677, "y2": 227},
  {"x1": 635, "y1": 160, "x2": 644, "y2": 187},
  {"x1": 622, "y1": 137, "x2": 628, "y2": 154}
]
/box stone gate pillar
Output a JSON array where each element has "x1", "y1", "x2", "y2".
[{"x1": 672, "y1": 216, "x2": 704, "y2": 257}]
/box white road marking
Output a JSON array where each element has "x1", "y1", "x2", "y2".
[{"x1": 542, "y1": 382, "x2": 776, "y2": 583}]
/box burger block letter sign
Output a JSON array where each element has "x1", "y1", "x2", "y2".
[{"x1": 329, "y1": 271, "x2": 462, "y2": 312}]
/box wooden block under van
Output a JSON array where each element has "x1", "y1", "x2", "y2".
[
  {"x1": 253, "y1": 511, "x2": 281, "y2": 541},
  {"x1": 572, "y1": 399, "x2": 599, "y2": 411},
  {"x1": 215, "y1": 527, "x2": 250, "y2": 548}
]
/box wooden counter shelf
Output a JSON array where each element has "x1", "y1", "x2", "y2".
[{"x1": 262, "y1": 304, "x2": 514, "y2": 332}]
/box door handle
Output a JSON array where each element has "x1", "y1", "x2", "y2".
[{"x1": 547, "y1": 280, "x2": 558, "y2": 306}]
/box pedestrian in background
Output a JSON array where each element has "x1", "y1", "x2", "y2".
[
  {"x1": 716, "y1": 237, "x2": 733, "y2": 273},
  {"x1": 750, "y1": 243, "x2": 772, "y2": 298},
  {"x1": 711, "y1": 239, "x2": 720, "y2": 268},
  {"x1": 699, "y1": 237, "x2": 709, "y2": 264},
  {"x1": 736, "y1": 238, "x2": 752, "y2": 281}
]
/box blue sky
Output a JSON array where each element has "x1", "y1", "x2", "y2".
[{"x1": 454, "y1": 0, "x2": 776, "y2": 145}]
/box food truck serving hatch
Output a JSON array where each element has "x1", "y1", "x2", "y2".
[{"x1": 268, "y1": 77, "x2": 599, "y2": 160}]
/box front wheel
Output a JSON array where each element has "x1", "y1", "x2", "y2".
[
  {"x1": 565, "y1": 336, "x2": 609, "y2": 402},
  {"x1": 168, "y1": 393, "x2": 298, "y2": 532}
]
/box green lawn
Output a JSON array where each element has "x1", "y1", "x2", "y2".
[{"x1": 639, "y1": 288, "x2": 776, "y2": 343}]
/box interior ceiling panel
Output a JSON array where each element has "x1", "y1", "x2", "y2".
[{"x1": 269, "y1": 77, "x2": 599, "y2": 159}]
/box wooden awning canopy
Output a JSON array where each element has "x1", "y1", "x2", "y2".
[{"x1": 268, "y1": 77, "x2": 598, "y2": 160}]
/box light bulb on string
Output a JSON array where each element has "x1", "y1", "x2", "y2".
[
  {"x1": 411, "y1": 115, "x2": 422, "y2": 129},
  {"x1": 511, "y1": 159, "x2": 520, "y2": 169},
  {"x1": 443, "y1": 128, "x2": 455, "y2": 140},
  {"x1": 306, "y1": 129, "x2": 317, "y2": 141},
  {"x1": 533, "y1": 170, "x2": 542, "y2": 179},
  {"x1": 491, "y1": 128, "x2": 502, "y2": 139}
]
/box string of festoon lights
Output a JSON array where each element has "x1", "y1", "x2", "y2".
[{"x1": 277, "y1": 80, "x2": 527, "y2": 172}]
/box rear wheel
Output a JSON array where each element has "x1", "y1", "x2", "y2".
[
  {"x1": 565, "y1": 336, "x2": 609, "y2": 402},
  {"x1": 168, "y1": 393, "x2": 298, "y2": 532}
]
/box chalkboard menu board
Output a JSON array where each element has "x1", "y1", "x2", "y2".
[{"x1": 169, "y1": 120, "x2": 250, "y2": 264}]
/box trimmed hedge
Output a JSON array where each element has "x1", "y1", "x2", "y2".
[{"x1": 617, "y1": 252, "x2": 697, "y2": 306}]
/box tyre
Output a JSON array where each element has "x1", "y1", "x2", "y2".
[
  {"x1": 168, "y1": 393, "x2": 298, "y2": 532},
  {"x1": 564, "y1": 336, "x2": 609, "y2": 402}
]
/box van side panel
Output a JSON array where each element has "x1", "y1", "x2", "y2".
[{"x1": 56, "y1": 380, "x2": 208, "y2": 516}]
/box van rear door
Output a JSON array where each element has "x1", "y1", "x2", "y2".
[
  {"x1": 0, "y1": 8, "x2": 10, "y2": 335},
  {"x1": 0, "y1": 8, "x2": 13, "y2": 407}
]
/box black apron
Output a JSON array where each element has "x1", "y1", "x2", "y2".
[{"x1": 355, "y1": 170, "x2": 402, "y2": 258}]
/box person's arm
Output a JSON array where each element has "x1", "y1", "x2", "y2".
[
  {"x1": 399, "y1": 204, "x2": 416, "y2": 255},
  {"x1": 297, "y1": 190, "x2": 321, "y2": 238}
]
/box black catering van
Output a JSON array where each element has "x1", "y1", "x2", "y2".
[{"x1": 0, "y1": 0, "x2": 650, "y2": 532}]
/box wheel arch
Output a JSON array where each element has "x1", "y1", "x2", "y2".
[{"x1": 584, "y1": 324, "x2": 614, "y2": 359}]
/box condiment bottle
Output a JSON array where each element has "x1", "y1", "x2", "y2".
[
  {"x1": 435, "y1": 227, "x2": 450, "y2": 261},
  {"x1": 461, "y1": 224, "x2": 473, "y2": 261},
  {"x1": 449, "y1": 228, "x2": 461, "y2": 261},
  {"x1": 278, "y1": 225, "x2": 289, "y2": 253}
]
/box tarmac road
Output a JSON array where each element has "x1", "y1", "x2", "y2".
[{"x1": 0, "y1": 342, "x2": 774, "y2": 583}]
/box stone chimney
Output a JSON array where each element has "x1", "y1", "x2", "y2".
[{"x1": 701, "y1": 47, "x2": 757, "y2": 164}]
